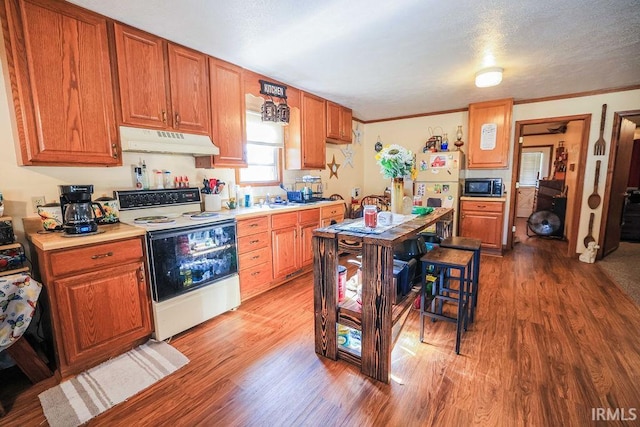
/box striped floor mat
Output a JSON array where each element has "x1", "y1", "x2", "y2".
[{"x1": 38, "y1": 340, "x2": 189, "y2": 427}]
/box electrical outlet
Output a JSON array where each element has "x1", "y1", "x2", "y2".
[
  {"x1": 351, "y1": 187, "x2": 361, "y2": 198},
  {"x1": 31, "y1": 196, "x2": 45, "y2": 213}
]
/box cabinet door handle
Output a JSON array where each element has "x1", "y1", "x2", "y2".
[
  {"x1": 251, "y1": 255, "x2": 260, "y2": 260},
  {"x1": 161, "y1": 110, "x2": 167, "y2": 123},
  {"x1": 137, "y1": 266, "x2": 145, "y2": 283},
  {"x1": 251, "y1": 271, "x2": 259, "y2": 276},
  {"x1": 175, "y1": 112, "x2": 180, "y2": 126},
  {"x1": 477, "y1": 205, "x2": 486, "y2": 208},
  {"x1": 249, "y1": 223, "x2": 258, "y2": 228},
  {"x1": 250, "y1": 239, "x2": 260, "y2": 244},
  {"x1": 112, "y1": 143, "x2": 119, "y2": 159},
  {"x1": 91, "y1": 251, "x2": 113, "y2": 260}
]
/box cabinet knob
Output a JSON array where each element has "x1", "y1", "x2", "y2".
[
  {"x1": 111, "y1": 143, "x2": 119, "y2": 159},
  {"x1": 161, "y1": 110, "x2": 167, "y2": 124},
  {"x1": 175, "y1": 112, "x2": 180, "y2": 126}
]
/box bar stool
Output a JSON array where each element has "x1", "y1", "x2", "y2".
[
  {"x1": 419, "y1": 247, "x2": 473, "y2": 354},
  {"x1": 439, "y1": 236, "x2": 481, "y2": 322}
]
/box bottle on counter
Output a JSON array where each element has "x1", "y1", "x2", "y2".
[
  {"x1": 132, "y1": 165, "x2": 143, "y2": 189},
  {"x1": 155, "y1": 170, "x2": 164, "y2": 189},
  {"x1": 141, "y1": 160, "x2": 150, "y2": 190},
  {"x1": 163, "y1": 170, "x2": 172, "y2": 188}
]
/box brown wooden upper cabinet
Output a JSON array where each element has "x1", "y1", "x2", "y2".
[
  {"x1": 196, "y1": 58, "x2": 246, "y2": 168},
  {"x1": 113, "y1": 24, "x2": 210, "y2": 135},
  {"x1": 467, "y1": 98, "x2": 513, "y2": 169},
  {"x1": 326, "y1": 101, "x2": 352, "y2": 144},
  {"x1": 299, "y1": 91, "x2": 326, "y2": 169},
  {"x1": 1, "y1": 0, "x2": 120, "y2": 166}
]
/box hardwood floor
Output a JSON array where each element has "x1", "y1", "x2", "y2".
[{"x1": 2, "y1": 234, "x2": 640, "y2": 426}]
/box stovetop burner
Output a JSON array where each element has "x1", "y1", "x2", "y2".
[
  {"x1": 134, "y1": 215, "x2": 168, "y2": 224},
  {"x1": 147, "y1": 218, "x2": 177, "y2": 225},
  {"x1": 190, "y1": 212, "x2": 219, "y2": 220},
  {"x1": 116, "y1": 188, "x2": 233, "y2": 231}
]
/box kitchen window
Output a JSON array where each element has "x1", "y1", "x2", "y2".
[{"x1": 238, "y1": 111, "x2": 283, "y2": 185}]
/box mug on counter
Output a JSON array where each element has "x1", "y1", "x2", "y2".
[
  {"x1": 204, "y1": 194, "x2": 222, "y2": 212},
  {"x1": 377, "y1": 211, "x2": 393, "y2": 226},
  {"x1": 226, "y1": 198, "x2": 237, "y2": 209}
]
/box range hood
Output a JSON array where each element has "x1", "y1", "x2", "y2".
[{"x1": 119, "y1": 126, "x2": 219, "y2": 156}]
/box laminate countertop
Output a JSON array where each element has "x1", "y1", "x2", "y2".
[
  {"x1": 26, "y1": 221, "x2": 146, "y2": 251},
  {"x1": 25, "y1": 200, "x2": 346, "y2": 251},
  {"x1": 222, "y1": 199, "x2": 346, "y2": 220},
  {"x1": 460, "y1": 196, "x2": 507, "y2": 202}
]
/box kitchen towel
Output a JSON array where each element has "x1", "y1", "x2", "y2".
[{"x1": 38, "y1": 339, "x2": 189, "y2": 427}]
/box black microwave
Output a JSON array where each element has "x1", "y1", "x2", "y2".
[{"x1": 463, "y1": 178, "x2": 504, "y2": 197}]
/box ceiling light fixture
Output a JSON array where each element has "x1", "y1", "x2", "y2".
[{"x1": 475, "y1": 67, "x2": 503, "y2": 88}]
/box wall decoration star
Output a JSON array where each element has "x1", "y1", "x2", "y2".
[
  {"x1": 340, "y1": 145, "x2": 354, "y2": 168},
  {"x1": 327, "y1": 155, "x2": 340, "y2": 179},
  {"x1": 352, "y1": 124, "x2": 362, "y2": 144}
]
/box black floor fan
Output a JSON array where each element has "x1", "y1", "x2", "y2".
[{"x1": 527, "y1": 210, "x2": 563, "y2": 238}]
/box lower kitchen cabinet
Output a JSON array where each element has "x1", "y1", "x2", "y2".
[
  {"x1": 34, "y1": 236, "x2": 152, "y2": 379},
  {"x1": 237, "y1": 203, "x2": 342, "y2": 301},
  {"x1": 272, "y1": 209, "x2": 320, "y2": 280},
  {"x1": 459, "y1": 199, "x2": 504, "y2": 254},
  {"x1": 237, "y1": 216, "x2": 273, "y2": 300}
]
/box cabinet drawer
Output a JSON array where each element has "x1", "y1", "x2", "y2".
[
  {"x1": 321, "y1": 204, "x2": 344, "y2": 219},
  {"x1": 239, "y1": 246, "x2": 271, "y2": 271},
  {"x1": 49, "y1": 238, "x2": 143, "y2": 277},
  {"x1": 239, "y1": 261, "x2": 273, "y2": 297},
  {"x1": 237, "y1": 231, "x2": 270, "y2": 254},
  {"x1": 237, "y1": 217, "x2": 269, "y2": 237},
  {"x1": 461, "y1": 200, "x2": 503, "y2": 213},
  {"x1": 321, "y1": 215, "x2": 344, "y2": 227},
  {"x1": 271, "y1": 211, "x2": 298, "y2": 230},
  {"x1": 299, "y1": 208, "x2": 320, "y2": 225}
]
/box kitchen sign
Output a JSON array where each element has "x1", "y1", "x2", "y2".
[{"x1": 259, "y1": 80, "x2": 287, "y2": 99}]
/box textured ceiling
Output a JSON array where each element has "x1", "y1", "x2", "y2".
[{"x1": 68, "y1": 0, "x2": 640, "y2": 122}]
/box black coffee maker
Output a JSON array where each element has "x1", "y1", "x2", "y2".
[{"x1": 59, "y1": 185, "x2": 103, "y2": 234}]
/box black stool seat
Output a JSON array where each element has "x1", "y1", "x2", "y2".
[
  {"x1": 420, "y1": 247, "x2": 473, "y2": 354},
  {"x1": 440, "y1": 236, "x2": 481, "y2": 322}
]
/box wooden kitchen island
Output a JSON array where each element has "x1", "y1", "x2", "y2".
[{"x1": 313, "y1": 208, "x2": 453, "y2": 383}]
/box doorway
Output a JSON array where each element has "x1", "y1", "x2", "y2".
[
  {"x1": 598, "y1": 110, "x2": 640, "y2": 259},
  {"x1": 508, "y1": 114, "x2": 591, "y2": 257}
]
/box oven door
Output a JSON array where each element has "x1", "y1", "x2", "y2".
[{"x1": 146, "y1": 219, "x2": 238, "y2": 302}]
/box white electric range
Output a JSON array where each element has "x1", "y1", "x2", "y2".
[{"x1": 115, "y1": 188, "x2": 240, "y2": 340}]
